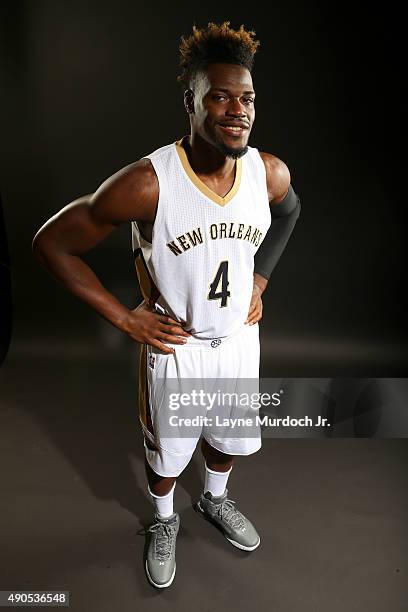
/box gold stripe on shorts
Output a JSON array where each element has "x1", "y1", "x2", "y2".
[{"x1": 138, "y1": 344, "x2": 155, "y2": 440}]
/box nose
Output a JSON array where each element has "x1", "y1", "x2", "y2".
[{"x1": 225, "y1": 97, "x2": 247, "y2": 118}]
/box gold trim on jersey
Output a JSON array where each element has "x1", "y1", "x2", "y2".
[
  {"x1": 175, "y1": 138, "x2": 242, "y2": 207},
  {"x1": 133, "y1": 247, "x2": 160, "y2": 307}
]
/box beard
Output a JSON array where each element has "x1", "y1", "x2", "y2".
[
  {"x1": 218, "y1": 142, "x2": 249, "y2": 159},
  {"x1": 211, "y1": 130, "x2": 249, "y2": 159}
]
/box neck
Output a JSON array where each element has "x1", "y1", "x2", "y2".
[{"x1": 183, "y1": 133, "x2": 236, "y2": 178}]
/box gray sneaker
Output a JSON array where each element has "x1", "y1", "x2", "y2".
[
  {"x1": 145, "y1": 513, "x2": 180, "y2": 588},
  {"x1": 195, "y1": 490, "x2": 260, "y2": 551}
]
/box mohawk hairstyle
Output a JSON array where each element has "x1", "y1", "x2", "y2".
[{"x1": 177, "y1": 21, "x2": 260, "y2": 88}]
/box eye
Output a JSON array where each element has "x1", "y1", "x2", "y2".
[
  {"x1": 242, "y1": 98, "x2": 254, "y2": 106},
  {"x1": 213, "y1": 94, "x2": 227, "y2": 101}
]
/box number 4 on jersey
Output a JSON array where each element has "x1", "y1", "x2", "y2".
[{"x1": 208, "y1": 260, "x2": 230, "y2": 308}]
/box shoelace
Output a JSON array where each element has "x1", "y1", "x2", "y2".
[
  {"x1": 147, "y1": 521, "x2": 176, "y2": 561},
  {"x1": 215, "y1": 499, "x2": 245, "y2": 530}
]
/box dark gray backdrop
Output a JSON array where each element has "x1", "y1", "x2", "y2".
[{"x1": 1, "y1": 5, "x2": 407, "y2": 611}]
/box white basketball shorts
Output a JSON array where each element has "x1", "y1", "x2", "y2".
[{"x1": 138, "y1": 322, "x2": 262, "y2": 477}]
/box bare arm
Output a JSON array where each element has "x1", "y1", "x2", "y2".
[{"x1": 32, "y1": 160, "x2": 189, "y2": 353}]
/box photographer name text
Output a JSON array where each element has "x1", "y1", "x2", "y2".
[{"x1": 168, "y1": 415, "x2": 330, "y2": 428}]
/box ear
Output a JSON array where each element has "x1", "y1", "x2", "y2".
[{"x1": 183, "y1": 89, "x2": 195, "y2": 114}]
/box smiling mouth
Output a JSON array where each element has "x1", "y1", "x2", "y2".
[{"x1": 218, "y1": 124, "x2": 249, "y2": 137}]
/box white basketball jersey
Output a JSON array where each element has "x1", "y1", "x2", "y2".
[{"x1": 131, "y1": 137, "x2": 271, "y2": 340}]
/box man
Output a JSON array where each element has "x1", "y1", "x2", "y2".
[{"x1": 32, "y1": 21, "x2": 301, "y2": 589}]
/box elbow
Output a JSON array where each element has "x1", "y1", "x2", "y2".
[
  {"x1": 32, "y1": 231, "x2": 43, "y2": 258},
  {"x1": 32, "y1": 229, "x2": 51, "y2": 264}
]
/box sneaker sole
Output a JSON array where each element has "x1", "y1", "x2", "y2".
[
  {"x1": 145, "y1": 560, "x2": 176, "y2": 589},
  {"x1": 225, "y1": 535, "x2": 261, "y2": 551},
  {"x1": 194, "y1": 502, "x2": 261, "y2": 552}
]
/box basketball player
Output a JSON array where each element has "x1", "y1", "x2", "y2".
[{"x1": 32, "y1": 22, "x2": 301, "y2": 588}]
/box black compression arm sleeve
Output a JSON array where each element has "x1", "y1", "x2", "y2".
[{"x1": 254, "y1": 184, "x2": 301, "y2": 281}]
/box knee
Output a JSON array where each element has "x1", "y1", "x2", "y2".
[{"x1": 201, "y1": 438, "x2": 234, "y2": 468}]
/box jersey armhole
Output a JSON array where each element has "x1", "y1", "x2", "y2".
[
  {"x1": 135, "y1": 154, "x2": 166, "y2": 246},
  {"x1": 249, "y1": 148, "x2": 270, "y2": 204}
]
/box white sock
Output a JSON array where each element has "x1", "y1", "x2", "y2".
[
  {"x1": 148, "y1": 482, "x2": 176, "y2": 519},
  {"x1": 204, "y1": 462, "x2": 232, "y2": 498}
]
